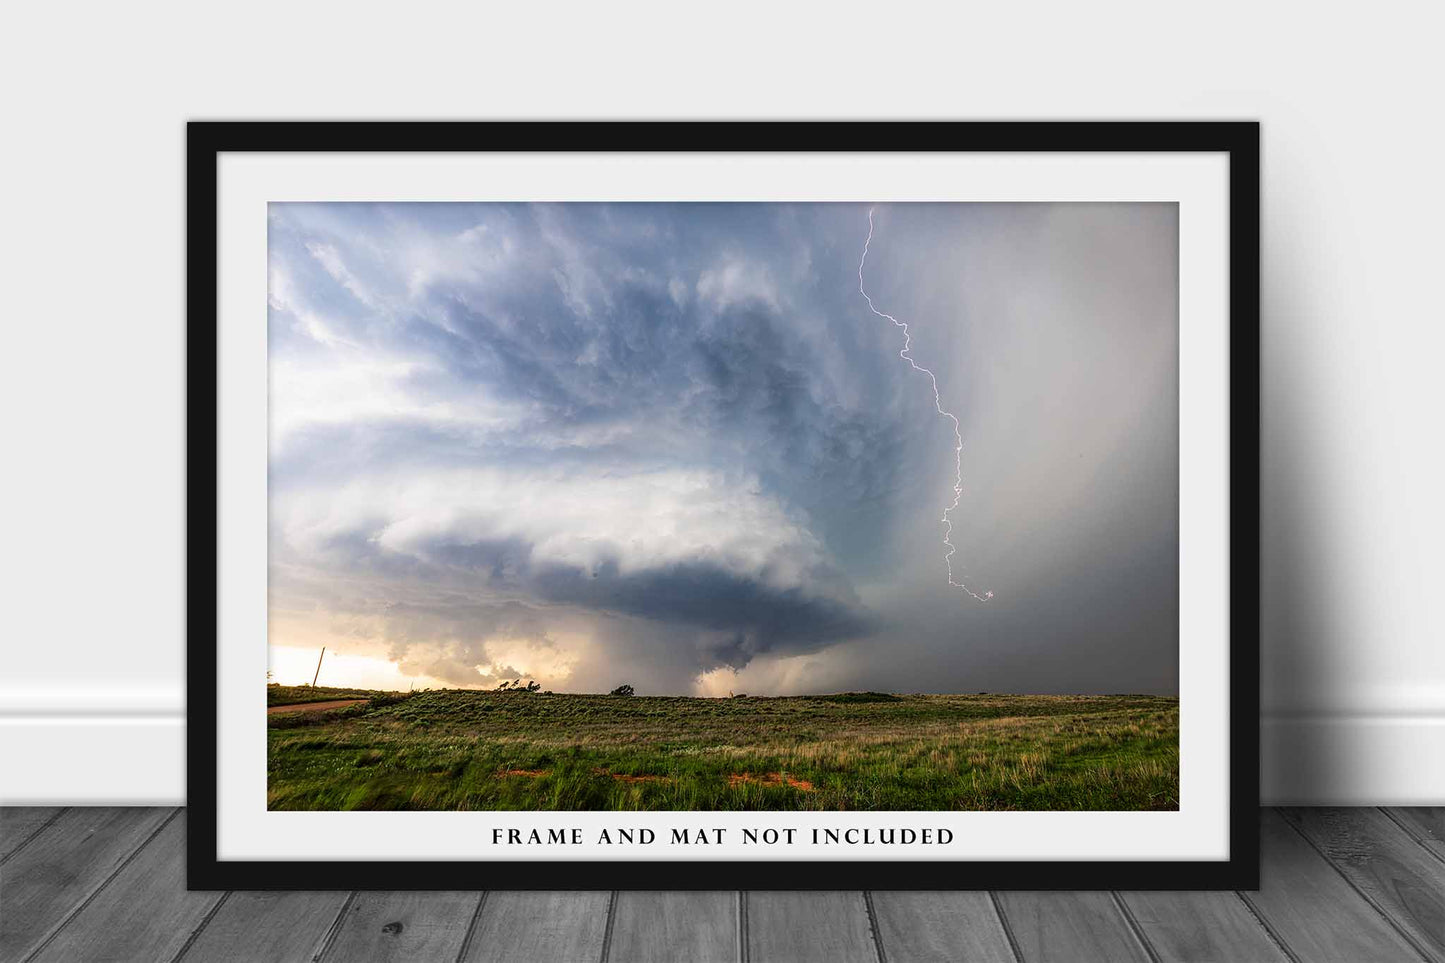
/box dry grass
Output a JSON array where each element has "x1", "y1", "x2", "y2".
[{"x1": 267, "y1": 690, "x2": 1178, "y2": 812}]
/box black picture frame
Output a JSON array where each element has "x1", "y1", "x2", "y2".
[{"x1": 188, "y1": 120, "x2": 1260, "y2": 891}]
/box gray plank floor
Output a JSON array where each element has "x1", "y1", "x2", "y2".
[{"x1": 1, "y1": 808, "x2": 1440, "y2": 962}]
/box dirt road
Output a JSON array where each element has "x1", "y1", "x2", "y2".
[{"x1": 267, "y1": 699, "x2": 367, "y2": 715}]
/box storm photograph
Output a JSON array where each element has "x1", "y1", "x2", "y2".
[{"x1": 264, "y1": 201, "x2": 1180, "y2": 812}]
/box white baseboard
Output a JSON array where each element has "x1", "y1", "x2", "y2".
[
  {"x1": 1260, "y1": 714, "x2": 1445, "y2": 805},
  {"x1": 0, "y1": 716, "x2": 185, "y2": 805},
  {"x1": 3, "y1": 695, "x2": 1441, "y2": 805},
  {"x1": 0, "y1": 684, "x2": 185, "y2": 805}
]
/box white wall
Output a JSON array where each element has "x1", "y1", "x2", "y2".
[{"x1": 2, "y1": 1, "x2": 1441, "y2": 805}]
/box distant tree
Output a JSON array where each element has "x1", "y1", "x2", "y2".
[
  {"x1": 526, "y1": 680, "x2": 541, "y2": 692},
  {"x1": 610, "y1": 684, "x2": 635, "y2": 697}
]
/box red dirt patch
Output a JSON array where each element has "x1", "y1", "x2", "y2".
[
  {"x1": 729, "y1": 772, "x2": 815, "y2": 791},
  {"x1": 497, "y1": 768, "x2": 550, "y2": 778},
  {"x1": 267, "y1": 699, "x2": 368, "y2": 715}
]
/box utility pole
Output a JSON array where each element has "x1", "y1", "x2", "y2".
[{"x1": 311, "y1": 646, "x2": 326, "y2": 688}]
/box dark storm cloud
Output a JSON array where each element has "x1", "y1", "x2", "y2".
[
  {"x1": 267, "y1": 201, "x2": 1178, "y2": 695},
  {"x1": 531, "y1": 559, "x2": 874, "y2": 663}
]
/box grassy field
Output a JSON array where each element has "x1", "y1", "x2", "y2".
[
  {"x1": 268, "y1": 684, "x2": 395, "y2": 707},
  {"x1": 267, "y1": 689, "x2": 1178, "y2": 812}
]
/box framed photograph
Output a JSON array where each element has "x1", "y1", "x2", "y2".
[{"x1": 189, "y1": 121, "x2": 1259, "y2": 889}]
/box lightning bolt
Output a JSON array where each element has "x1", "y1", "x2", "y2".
[{"x1": 858, "y1": 207, "x2": 993, "y2": 602}]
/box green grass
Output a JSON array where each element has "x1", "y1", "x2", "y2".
[
  {"x1": 267, "y1": 684, "x2": 399, "y2": 707},
  {"x1": 267, "y1": 689, "x2": 1178, "y2": 812}
]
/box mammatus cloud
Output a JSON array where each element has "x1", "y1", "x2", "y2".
[{"x1": 267, "y1": 202, "x2": 1180, "y2": 696}]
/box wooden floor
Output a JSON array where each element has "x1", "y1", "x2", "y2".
[{"x1": 1, "y1": 809, "x2": 1441, "y2": 962}]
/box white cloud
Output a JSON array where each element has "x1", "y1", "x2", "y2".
[
  {"x1": 668, "y1": 276, "x2": 690, "y2": 308},
  {"x1": 268, "y1": 265, "x2": 352, "y2": 347},
  {"x1": 269, "y1": 353, "x2": 526, "y2": 451},
  {"x1": 693, "y1": 650, "x2": 862, "y2": 697},
  {"x1": 695, "y1": 257, "x2": 781, "y2": 315},
  {"x1": 305, "y1": 241, "x2": 379, "y2": 309},
  {"x1": 274, "y1": 465, "x2": 829, "y2": 592}
]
